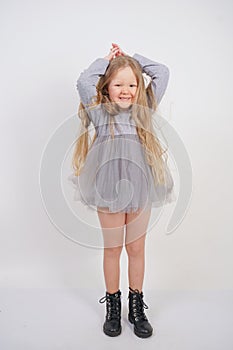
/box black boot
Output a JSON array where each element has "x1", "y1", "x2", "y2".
[
  {"x1": 99, "y1": 289, "x2": 122, "y2": 337},
  {"x1": 128, "y1": 287, "x2": 153, "y2": 338}
]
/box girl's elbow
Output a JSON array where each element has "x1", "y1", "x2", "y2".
[
  {"x1": 76, "y1": 77, "x2": 83, "y2": 91},
  {"x1": 76, "y1": 72, "x2": 87, "y2": 90},
  {"x1": 162, "y1": 65, "x2": 170, "y2": 79},
  {"x1": 162, "y1": 65, "x2": 170, "y2": 86}
]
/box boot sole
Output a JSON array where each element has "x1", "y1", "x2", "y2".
[
  {"x1": 128, "y1": 315, "x2": 153, "y2": 338},
  {"x1": 103, "y1": 326, "x2": 122, "y2": 337}
]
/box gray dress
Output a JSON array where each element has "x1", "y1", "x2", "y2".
[{"x1": 68, "y1": 53, "x2": 175, "y2": 213}]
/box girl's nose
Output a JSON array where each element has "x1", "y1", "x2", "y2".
[{"x1": 121, "y1": 86, "x2": 129, "y2": 93}]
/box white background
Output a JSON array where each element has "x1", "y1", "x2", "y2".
[{"x1": 1, "y1": 0, "x2": 233, "y2": 293}]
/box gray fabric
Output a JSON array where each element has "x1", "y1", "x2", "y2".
[
  {"x1": 68, "y1": 54, "x2": 175, "y2": 213},
  {"x1": 86, "y1": 104, "x2": 138, "y2": 136},
  {"x1": 68, "y1": 132, "x2": 175, "y2": 213}
]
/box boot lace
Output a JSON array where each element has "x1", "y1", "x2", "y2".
[
  {"x1": 99, "y1": 292, "x2": 121, "y2": 321},
  {"x1": 129, "y1": 287, "x2": 149, "y2": 322}
]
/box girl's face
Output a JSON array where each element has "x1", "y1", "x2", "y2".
[{"x1": 107, "y1": 66, "x2": 138, "y2": 109}]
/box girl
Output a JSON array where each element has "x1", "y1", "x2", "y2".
[{"x1": 69, "y1": 43, "x2": 175, "y2": 338}]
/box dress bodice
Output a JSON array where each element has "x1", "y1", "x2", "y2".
[{"x1": 87, "y1": 105, "x2": 138, "y2": 136}]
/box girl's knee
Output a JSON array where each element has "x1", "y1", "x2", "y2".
[
  {"x1": 104, "y1": 245, "x2": 123, "y2": 256},
  {"x1": 125, "y1": 236, "x2": 146, "y2": 257}
]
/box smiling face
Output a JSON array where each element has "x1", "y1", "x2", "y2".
[{"x1": 107, "y1": 66, "x2": 138, "y2": 109}]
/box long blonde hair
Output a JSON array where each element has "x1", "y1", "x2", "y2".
[{"x1": 72, "y1": 55, "x2": 169, "y2": 186}]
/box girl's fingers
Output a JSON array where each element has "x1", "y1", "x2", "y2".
[
  {"x1": 107, "y1": 45, "x2": 124, "y2": 60},
  {"x1": 116, "y1": 51, "x2": 123, "y2": 57},
  {"x1": 110, "y1": 46, "x2": 119, "y2": 52},
  {"x1": 112, "y1": 44, "x2": 125, "y2": 56},
  {"x1": 115, "y1": 50, "x2": 122, "y2": 56},
  {"x1": 110, "y1": 47, "x2": 120, "y2": 56},
  {"x1": 112, "y1": 44, "x2": 121, "y2": 52}
]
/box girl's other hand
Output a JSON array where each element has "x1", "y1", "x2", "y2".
[
  {"x1": 104, "y1": 43, "x2": 126, "y2": 61},
  {"x1": 112, "y1": 43, "x2": 126, "y2": 56},
  {"x1": 104, "y1": 46, "x2": 120, "y2": 61}
]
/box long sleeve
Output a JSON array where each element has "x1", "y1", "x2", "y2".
[
  {"x1": 132, "y1": 53, "x2": 170, "y2": 105},
  {"x1": 76, "y1": 58, "x2": 110, "y2": 105}
]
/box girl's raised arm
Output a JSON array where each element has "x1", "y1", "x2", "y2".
[
  {"x1": 133, "y1": 53, "x2": 170, "y2": 105},
  {"x1": 76, "y1": 58, "x2": 110, "y2": 105}
]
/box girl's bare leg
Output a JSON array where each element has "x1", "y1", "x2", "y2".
[
  {"x1": 125, "y1": 207, "x2": 151, "y2": 292},
  {"x1": 97, "y1": 207, "x2": 125, "y2": 294}
]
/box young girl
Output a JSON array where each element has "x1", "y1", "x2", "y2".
[{"x1": 69, "y1": 43, "x2": 175, "y2": 338}]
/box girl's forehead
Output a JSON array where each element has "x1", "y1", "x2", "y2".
[{"x1": 111, "y1": 66, "x2": 137, "y2": 81}]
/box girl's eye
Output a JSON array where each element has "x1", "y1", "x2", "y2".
[{"x1": 114, "y1": 84, "x2": 137, "y2": 87}]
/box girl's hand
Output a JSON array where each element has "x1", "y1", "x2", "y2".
[
  {"x1": 104, "y1": 43, "x2": 126, "y2": 61},
  {"x1": 112, "y1": 43, "x2": 126, "y2": 57},
  {"x1": 104, "y1": 46, "x2": 119, "y2": 61}
]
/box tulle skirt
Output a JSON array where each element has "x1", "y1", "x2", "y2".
[{"x1": 68, "y1": 134, "x2": 176, "y2": 213}]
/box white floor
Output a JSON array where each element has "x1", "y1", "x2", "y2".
[{"x1": 0, "y1": 288, "x2": 232, "y2": 350}]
